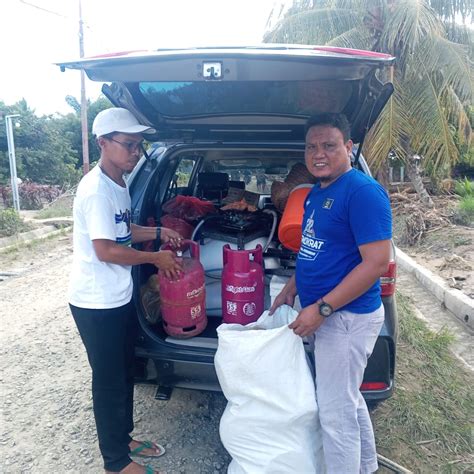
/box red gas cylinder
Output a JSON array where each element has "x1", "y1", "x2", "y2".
[
  {"x1": 159, "y1": 240, "x2": 207, "y2": 338},
  {"x1": 221, "y1": 244, "x2": 264, "y2": 325}
]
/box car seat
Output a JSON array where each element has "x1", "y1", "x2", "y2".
[{"x1": 196, "y1": 172, "x2": 229, "y2": 202}]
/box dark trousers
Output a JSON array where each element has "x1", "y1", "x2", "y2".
[{"x1": 70, "y1": 302, "x2": 137, "y2": 471}]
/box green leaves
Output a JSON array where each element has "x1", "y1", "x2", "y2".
[
  {"x1": 380, "y1": 0, "x2": 443, "y2": 67},
  {"x1": 264, "y1": 8, "x2": 363, "y2": 44},
  {"x1": 264, "y1": 0, "x2": 473, "y2": 179},
  {"x1": 0, "y1": 96, "x2": 111, "y2": 187}
]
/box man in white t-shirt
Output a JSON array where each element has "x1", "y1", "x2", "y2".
[{"x1": 69, "y1": 108, "x2": 183, "y2": 474}]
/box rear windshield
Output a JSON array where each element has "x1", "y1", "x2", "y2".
[{"x1": 138, "y1": 80, "x2": 354, "y2": 117}]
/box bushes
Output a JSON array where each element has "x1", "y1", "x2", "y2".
[
  {"x1": 0, "y1": 209, "x2": 31, "y2": 237},
  {"x1": 0, "y1": 182, "x2": 62, "y2": 210},
  {"x1": 454, "y1": 178, "x2": 473, "y2": 198},
  {"x1": 457, "y1": 196, "x2": 474, "y2": 226}
]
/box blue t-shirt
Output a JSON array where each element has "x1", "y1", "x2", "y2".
[{"x1": 295, "y1": 168, "x2": 392, "y2": 313}]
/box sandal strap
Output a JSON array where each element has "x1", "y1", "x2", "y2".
[{"x1": 130, "y1": 440, "x2": 153, "y2": 456}]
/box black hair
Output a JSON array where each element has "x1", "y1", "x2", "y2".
[
  {"x1": 95, "y1": 131, "x2": 117, "y2": 148},
  {"x1": 305, "y1": 113, "x2": 351, "y2": 142}
]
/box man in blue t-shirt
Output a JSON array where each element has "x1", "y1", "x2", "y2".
[{"x1": 270, "y1": 113, "x2": 392, "y2": 474}]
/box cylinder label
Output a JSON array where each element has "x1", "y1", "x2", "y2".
[
  {"x1": 225, "y1": 284, "x2": 256, "y2": 294},
  {"x1": 190, "y1": 304, "x2": 202, "y2": 319},
  {"x1": 226, "y1": 301, "x2": 238, "y2": 316},
  {"x1": 187, "y1": 284, "x2": 205, "y2": 299},
  {"x1": 243, "y1": 302, "x2": 256, "y2": 316}
]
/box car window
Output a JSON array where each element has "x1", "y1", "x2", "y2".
[
  {"x1": 163, "y1": 157, "x2": 198, "y2": 202},
  {"x1": 176, "y1": 158, "x2": 196, "y2": 187},
  {"x1": 214, "y1": 161, "x2": 306, "y2": 195},
  {"x1": 138, "y1": 80, "x2": 353, "y2": 117}
]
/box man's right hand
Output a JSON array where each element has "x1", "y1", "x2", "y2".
[
  {"x1": 268, "y1": 290, "x2": 296, "y2": 315},
  {"x1": 153, "y1": 250, "x2": 183, "y2": 280}
]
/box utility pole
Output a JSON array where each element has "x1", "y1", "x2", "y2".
[
  {"x1": 79, "y1": 0, "x2": 90, "y2": 174},
  {"x1": 5, "y1": 114, "x2": 21, "y2": 212}
]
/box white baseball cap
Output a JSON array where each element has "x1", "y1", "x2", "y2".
[{"x1": 92, "y1": 107, "x2": 156, "y2": 137}]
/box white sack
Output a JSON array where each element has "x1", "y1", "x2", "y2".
[{"x1": 215, "y1": 305, "x2": 325, "y2": 474}]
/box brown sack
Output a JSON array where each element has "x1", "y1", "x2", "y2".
[
  {"x1": 140, "y1": 274, "x2": 161, "y2": 325},
  {"x1": 271, "y1": 163, "x2": 316, "y2": 212}
]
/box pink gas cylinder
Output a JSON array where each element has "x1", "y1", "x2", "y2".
[
  {"x1": 221, "y1": 244, "x2": 264, "y2": 325},
  {"x1": 159, "y1": 240, "x2": 207, "y2": 338}
]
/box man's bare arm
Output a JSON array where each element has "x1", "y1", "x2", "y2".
[{"x1": 92, "y1": 239, "x2": 182, "y2": 279}]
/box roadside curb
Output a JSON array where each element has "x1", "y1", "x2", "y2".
[
  {"x1": 396, "y1": 247, "x2": 474, "y2": 331},
  {"x1": 0, "y1": 225, "x2": 72, "y2": 254}
]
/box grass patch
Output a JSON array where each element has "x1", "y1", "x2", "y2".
[
  {"x1": 458, "y1": 196, "x2": 474, "y2": 224},
  {"x1": 35, "y1": 203, "x2": 71, "y2": 219},
  {"x1": 34, "y1": 193, "x2": 74, "y2": 219},
  {"x1": 373, "y1": 293, "x2": 473, "y2": 472},
  {"x1": 453, "y1": 236, "x2": 472, "y2": 247}
]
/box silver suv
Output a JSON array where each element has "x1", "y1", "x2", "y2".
[{"x1": 59, "y1": 45, "x2": 398, "y2": 404}]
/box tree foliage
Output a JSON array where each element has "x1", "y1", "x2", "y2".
[
  {"x1": 265, "y1": 0, "x2": 473, "y2": 182},
  {"x1": 0, "y1": 95, "x2": 112, "y2": 187}
]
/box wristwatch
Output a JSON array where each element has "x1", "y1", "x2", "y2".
[{"x1": 318, "y1": 298, "x2": 334, "y2": 318}]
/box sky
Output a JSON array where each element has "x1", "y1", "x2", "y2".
[{"x1": 1, "y1": 0, "x2": 288, "y2": 116}]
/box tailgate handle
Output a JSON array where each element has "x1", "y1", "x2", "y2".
[{"x1": 202, "y1": 62, "x2": 222, "y2": 80}]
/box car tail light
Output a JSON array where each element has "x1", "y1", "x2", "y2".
[
  {"x1": 87, "y1": 50, "x2": 146, "y2": 59},
  {"x1": 360, "y1": 382, "x2": 389, "y2": 391},
  {"x1": 380, "y1": 260, "x2": 396, "y2": 296},
  {"x1": 312, "y1": 46, "x2": 393, "y2": 59}
]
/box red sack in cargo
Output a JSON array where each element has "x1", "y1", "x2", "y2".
[
  {"x1": 160, "y1": 215, "x2": 194, "y2": 240},
  {"x1": 162, "y1": 196, "x2": 215, "y2": 222}
]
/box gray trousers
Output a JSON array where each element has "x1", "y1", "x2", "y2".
[{"x1": 313, "y1": 304, "x2": 384, "y2": 474}]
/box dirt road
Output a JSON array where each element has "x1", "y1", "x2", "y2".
[
  {"x1": 0, "y1": 234, "x2": 230, "y2": 474},
  {"x1": 2, "y1": 231, "x2": 471, "y2": 473}
]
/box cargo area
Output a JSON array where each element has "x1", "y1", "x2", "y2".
[
  {"x1": 135, "y1": 146, "x2": 317, "y2": 348},
  {"x1": 130, "y1": 147, "x2": 393, "y2": 399}
]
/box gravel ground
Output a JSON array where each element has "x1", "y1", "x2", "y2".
[
  {"x1": 2, "y1": 227, "x2": 470, "y2": 474},
  {"x1": 0, "y1": 233, "x2": 231, "y2": 473}
]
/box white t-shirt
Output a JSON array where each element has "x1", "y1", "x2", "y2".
[{"x1": 69, "y1": 165, "x2": 133, "y2": 309}]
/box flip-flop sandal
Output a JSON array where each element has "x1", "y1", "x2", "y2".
[{"x1": 130, "y1": 440, "x2": 166, "y2": 458}]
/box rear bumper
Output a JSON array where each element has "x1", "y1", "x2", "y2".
[
  {"x1": 135, "y1": 334, "x2": 396, "y2": 402},
  {"x1": 135, "y1": 347, "x2": 221, "y2": 391}
]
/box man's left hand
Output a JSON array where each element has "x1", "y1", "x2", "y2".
[
  {"x1": 289, "y1": 303, "x2": 325, "y2": 337},
  {"x1": 161, "y1": 227, "x2": 183, "y2": 247}
]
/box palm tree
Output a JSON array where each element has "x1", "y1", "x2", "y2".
[{"x1": 265, "y1": 0, "x2": 473, "y2": 206}]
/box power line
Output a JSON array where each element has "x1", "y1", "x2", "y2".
[
  {"x1": 18, "y1": 0, "x2": 95, "y2": 32},
  {"x1": 19, "y1": 0, "x2": 67, "y2": 18}
]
